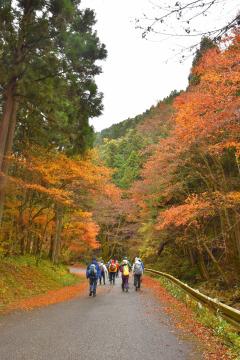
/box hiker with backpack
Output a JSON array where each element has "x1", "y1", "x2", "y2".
[
  {"x1": 108, "y1": 259, "x2": 117, "y2": 285},
  {"x1": 132, "y1": 257, "x2": 144, "y2": 291},
  {"x1": 99, "y1": 261, "x2": 108, "y2": 285},
  {"x1": 120, "y1": 259, "x2": 130, "y2": 292},
  {"x1": 122, "y1": 256, "x2": 132, "y2": 268},
  {"x1": 86, "y1": 258, "x2": 101, "y2": 297}
]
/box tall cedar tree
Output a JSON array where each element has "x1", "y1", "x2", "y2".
[{"x1": 0, "y1": 0, "x2": 107, "y2": 223}]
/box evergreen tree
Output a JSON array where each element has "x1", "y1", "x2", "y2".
[{"x1": 0, "y1": 0, "x2": 107, "y2": 222}]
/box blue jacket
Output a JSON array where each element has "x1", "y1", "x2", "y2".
[{"x1": 86, "y1": 260, "x2": 101, "y2": 279}]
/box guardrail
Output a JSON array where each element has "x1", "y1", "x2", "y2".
[{"x1": 145, "y1": 268, "x2": 240, "y2": 330}]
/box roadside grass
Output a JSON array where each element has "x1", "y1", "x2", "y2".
[
  {"x1": 0, "y1": 255, "x2": 81, "y2": 313},
  {"x1": 153, "y1": 275, "x2": 240, "y2": 359}
]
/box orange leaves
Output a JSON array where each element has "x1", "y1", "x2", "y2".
[
  {"x1": 156, "y1": 189, "x2": 240, "y2": 233},
  {"x1": 129, "y1": 31, "x2": 240, "y2": 258},
  {"x1": 173, "y1": 32, "x2": 240, "y2": 150},
  {"x1": 9, "y1": 281, "x2": 88, "y2": 313},
  {"x1": 155, "y1": 196, "x2": 213, "y2": 231},
  {"x1": 8, "y1": 145, "x2": 117, "y2": 208},
  {"x1": 3, "y1": 145, "x2": 120, "y2": 258},
  {"x1": 63, "y1": 210, "x2": 100, "y2": 252},
  {"x1": 11, "y1": 177, "x2": 73, "y2": 205},
  {"x1": 102, "y1": 183, "x2": 122, "y2": 202}
]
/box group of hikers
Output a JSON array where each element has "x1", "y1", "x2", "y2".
[{"x1": 86, "y1": 257, "x2": 144, "y2": 297}]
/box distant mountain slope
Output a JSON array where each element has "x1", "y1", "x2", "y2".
[
  {"x1": 96, "y1": 90, "x2": 180, "y2": 189},
  {"x1": 95, "y1": 110, "x2": 150, "y2": 145},
  {"x1": 95, "y1": 90, "x2": 180, "y2": 145}
]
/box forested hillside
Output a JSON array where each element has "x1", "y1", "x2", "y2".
[
  {"x1": 98, "y1": 33, "x2": 240, "y2": 305},
  {"x1": 96, "y1": 90, "x2": 179, "y2": 145},
  {"x1": 97, "y1": 91, "x2": 178, "y2": 189}
]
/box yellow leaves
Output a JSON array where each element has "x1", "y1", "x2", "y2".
[
  {"x1": 211, "y1": 191, "x2": 240, "y2": 209},
  {"x1": 74, "y1": 210, "x2": 92, "y2": 219}
]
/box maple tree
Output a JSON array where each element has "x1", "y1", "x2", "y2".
[{"x1": 0, "y1": 146, "x2": 120, "y2": 263}]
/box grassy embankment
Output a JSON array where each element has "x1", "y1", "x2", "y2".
[{"x1": 0, "y1": 256, "x2": 83, "y2": 313}]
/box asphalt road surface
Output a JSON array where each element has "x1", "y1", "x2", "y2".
[{"x1": 0, "y1": 275, "x2": 203, "y2": 360}]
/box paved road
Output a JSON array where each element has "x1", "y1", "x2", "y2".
[{"x1": 0, "y1": 275, "x2": 203, "y2": 360}]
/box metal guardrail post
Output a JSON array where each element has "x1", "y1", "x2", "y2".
[{"x1": 145, "y1": 268, "x2": 240, "y2": 330}]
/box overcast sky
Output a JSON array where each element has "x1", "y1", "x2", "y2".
[{"x1": 81, "y1": 0, "x2": 239, "y2": 132}]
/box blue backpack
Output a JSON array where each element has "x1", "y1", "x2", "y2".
[
  {"x1": 88, "y1": 264, "x2": 97, "y2": 278},
  {"x1": 134, "y1": 262, "x2": 143, "y2": 275}
]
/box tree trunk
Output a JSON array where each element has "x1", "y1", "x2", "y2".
[
  {"x1": 203, "y1": 243, "x2": 230, "y2": 286},
  {"x1": 234, "y1": 215, "x2": 240, "y2": 267},
  {"x1": 197, "y1": 249, "x2": 209, "y2": 281},
  {"x1": 0, "y1": 98, "x2": 18, "y2": 225},
  {"x1": 0, "y1": 81, "x2": 16, "y2": 170},
  {"x1": 188, "y1": 247, "x2": 196, "y2": 266},
  {"x1": 49, "y1": 235, "x2": 54, "y2": 259},
  {"x1": 52, "y1": 205, "x2": 63, "y2": 264},
  {"x1": 158, "y1": 239, "x2": 171, "y2": 256}
]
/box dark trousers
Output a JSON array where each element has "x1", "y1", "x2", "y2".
[
  {"x1": 122, "y1": 275, "x2": 129, "y2": 290},
  {"x1": 99, "y1": 271, "x2": 105, "y2": 285},
  {"x1": 109, "y1": 272, "x2": 116, "y2": 284},
  {"x1": 89, "y1": 277, "x2": 97, "y2": 295},
  {"x1": 134, "y1": 274, "x2": 142, "y2": 289}
]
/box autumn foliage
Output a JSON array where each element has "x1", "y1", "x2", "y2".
[
  {"x1": 0, "y1": 147, "x2": 121, "y2": 262},
  {"x1": 130, "y1": 31, "x2": 240, "y2": 286}
]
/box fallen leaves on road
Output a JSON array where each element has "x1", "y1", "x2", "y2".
[
  {"x1": 144, "y1": 276, "x2": 233, "y2": 360},
  {"x1": 7, "y1": 279, "x2": 88, "y2": 313}
]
